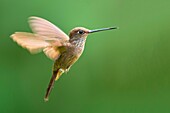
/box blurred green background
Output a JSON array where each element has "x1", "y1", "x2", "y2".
[{"x1": 1, "y1": 0, "x2": 170, "y2": 113}]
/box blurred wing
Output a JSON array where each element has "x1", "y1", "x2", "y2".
[
  {"x1": 28, "y1": 16, "x2": 69, "y2": 41},
  {"x1": 11, "y1": 32, "x2": 51, "y2": 54},
  {"x1": 11, "y1": 32, "x2": 61, "y2": 60}
]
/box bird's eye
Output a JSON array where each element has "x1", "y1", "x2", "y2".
[{"x1": 78, "y1": 30, "x2": 84, "y2": 34}]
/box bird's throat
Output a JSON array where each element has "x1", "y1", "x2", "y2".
[{"x1": 69, "y1": 38, "x2": 86, "y2": 48}]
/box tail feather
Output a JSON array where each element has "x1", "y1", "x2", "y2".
[{"x1": 44, "y1": 69, "x2": 63, "y2": 101}]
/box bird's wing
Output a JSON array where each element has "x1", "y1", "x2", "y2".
[
  {"x1": 11, "y1": 16, "x2": 70, "y2": 60},
  {"x1": 28, "y1": 16, "x2": 69, "y2": 41},
  {"x1": 28, "y1": 16, "x2": 70, "y2": 60},
  {"x1": 11, "y1": 32, "x2": 60, "y2": 53}
]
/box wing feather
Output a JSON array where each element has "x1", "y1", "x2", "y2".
[
  {"x1": 43, "y1": 47, "x2": 60, "y2": 60},
  {"x1": 11, "y1": 32, "x2": 52, "y2": 54},
  {"x1": 11, "y1": 32, "x2": 62, "y2": 60},
  {"x1": 11, "y1": 16, "x2": 68, "y2": 60},
  {"x1": 28, "y1": 16, "x2": 69, "y2": 41}
]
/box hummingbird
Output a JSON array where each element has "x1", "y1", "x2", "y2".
[{"x1": 11, "y1": 16, "x2": 118, "y2": 101}]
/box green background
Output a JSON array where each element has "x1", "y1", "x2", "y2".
[{"x1": 1, "y1": 0, "x2": 170, "y2": 113}]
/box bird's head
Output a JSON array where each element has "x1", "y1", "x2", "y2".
[{"x1": 69, "y1": 26, "x2": 118, "y2": 40}]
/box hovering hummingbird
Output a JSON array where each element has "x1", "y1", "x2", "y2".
[{"x1": 11, "y1": 16, "x2": 118, "y2": 101}]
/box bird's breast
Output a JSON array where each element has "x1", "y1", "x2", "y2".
[
  {"x1": 55, "y1": 44, "x2": 85, "y2": 70},
  {"x1": 54, "y1": 38, "x2": 86, "y2": 70}
]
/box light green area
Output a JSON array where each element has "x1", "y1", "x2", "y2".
[{"x1": 0, "y1": 0, "x2": 170, "y2": 113}]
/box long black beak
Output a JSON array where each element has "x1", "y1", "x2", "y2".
[{"x1": 88, "y1": 26, "x2": 118, "y2": 33}]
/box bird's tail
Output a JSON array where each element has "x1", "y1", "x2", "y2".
[{"x1": 44, "y1": 68, "x2": 63, "y2": 101}]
